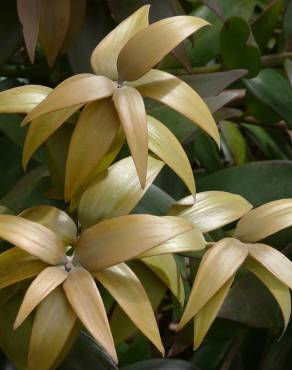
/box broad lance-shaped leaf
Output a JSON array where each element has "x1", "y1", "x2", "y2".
[
  {"x1": 22, "y1": 75, "x2": 115, "y2": 124},
  {"x1": 0, "y1": 215, "x2": 65, "y2": 265},
  {"x1": 235, "y1": 199, "x2": 292, "y2": 243},
  {"x1": 93, "y1": 263, "x2": 164, "y2": 355},
  {"x1": 75, "y1": 214, "x2": 193, "y2": 272},
  {"x1": 23, "y1": 104, "x2": 81, "y2": 170},
  {"x1": 0, "y1": 85, "x2": 51, "y2": 113},
  {"x1": 78, "y1": 156, "x2": 164, "y2": 229},
  {"x1": 130, "y1": 69, "x2": 219, "y2": 145},
  {"x1": 248, "y1": 243, "x2": 292, "y2": 290},
  {"x1": 63, "y1": 267, "x2": 117, "y2": 363},
  {"x1": 169, "y1": 191, "x2": 252, "y2": 233},
  {"x1": 141, "y1": 254, "x2": 185, "y2": 305},
  {"x1": 178, "y1": 238, "x2": 248, "y2": 329},
  {"x1": 194, "y1": 275, "x2": 235, "y2": 349},
  {"x1": 148, "y1": 115, "x2": 195, "y2": 198},
  {"x1": 245, "y1": 258, "x2": 291, "y2": 331},
  {"x1": 91, "y1": 5, "x2": 149, "y2": 80},
  {"x1": 14, "y1": 266, "x2": 68, "y2": 329},
  {"x1": 117, "y1": 16, "x2": 209, "y2": 81},
  {"x1": 65, "y1": 99, "x2": 119, "y2": 201},
  {"x1": 139, "y1": 228, "x2": 205, "y2": 258},
  {"x1": 113, "y1": 86, "x2": 148, "y2": 188},
  {"x1": 28, "y1": 287, "x2": 77, "y2": 370},
  {"x1": 0, "y1": 247, "x2": 47, "y2": 290},
  {"x1": 19, "y1": 205, "x2": 77, "y2": 245}
]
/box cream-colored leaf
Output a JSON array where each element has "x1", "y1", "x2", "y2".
[
  {"x1": 75, "y1": 214, "x2": 193, "y2": 271},
  {"x1": 118, "y1": 16, "x2": 209, "y2": 81},
  {"x1": 0, "y1": 215, "x2": 65, "y2": 264},
  {"x1": 248, "y1": 243, "x2": 292, "y2": 290},
  {"x1": 194, "y1": 275, "x2": 234, "y2": 349},
  {"x1": 93, "y1": 263, "x2": 164, "y2": 355},
  {"x1": 0, "y1": 85, "x2": 51, "y2": 113},
  {"x1": 0, "y1": 247, "x2": 47, "y2": 290},
  {"x1": 19, "y1": 205, "x2": 77, "y2": 245},
  {"x1": 178, "y1": 238, "x2": 248, "y2": 329},
  {"x1": 23, "y1": 104, "x2": 81, "y2": 170},
  {"x1": 235, "y1": 199, "x2": 292, "y2": 243},
  {"x1": 148, "y1": 115, "x2": 195, "y2": 197},
  {"x1": 130, "y1": 69, "x2": 219, "y2": 145},
  {"x1": 90, "y1": 5, "x2": 150, "y2": 80},
  {"x1": 113, "y1": 86, "x2": 148, "y2": 188},
  {"x1": 14, "y1": 266, "x2": 68, "y2": 329},
  {"x1": 141, "y1": 254, "x2": 185, "y2": 305},
  {"x1": 169, "y1": 191, "x2": 252, "y2": 233},
  {"x1": 78, "y1": 155, "x2": 164, "y2": 228},
  {"x1": 245, "y1": 257, "x2": 291, "y2": 331},
  {"x1": 64, "y1": 99, "x2": 119, "y2": 201},
  {"x1": 63, "y1": 267, "x2": 117, "y2": 363},
  {"x1": 140, "y1": 227, "x2": 205, "y2": 258},
  {"x1": 28, "y1": 286, "x2": 77, "y2": 370},
  {"x1": 23, "y1": 75, "x2": 115, "y2": 124}
]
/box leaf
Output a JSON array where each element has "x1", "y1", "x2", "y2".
[
  {"x1": 91, "y1": 5, "x2": 150, "y2": 80},
  {"x1": 76, "y1": 215, "x2": 192, "y2": 271},
  {"x1": 93, "y1": 263, "x2": 164, "y2": 355},
  {"x1": 28, "y1": 286, "x2": 77, "y2": 370},
  {"x1": 14, "y1": 266, "x2": 68, "y2": 329},
  {"x1": 283, "y1": 0, "x2": 292, "y2": 50},
  {"x1": 65, "y1": 99, "x2": 119, "y2": 200},
  {"x1": 78, "y1": 156, "x2": 164, "y2": 228},
  {"x1": 199, "y1": 0, "x2": 225, "y2": 21},
  {"x1": 0, "y1": 85, "x2": 51, "y2": 114},
  {"x1": 169, "y1": 191, "x2": 252, "y2": 233},
  {"x1": 285, "y1": 59, "x2": 292, "y2": 87},
  {"x1": 220, "y1": 17, "x2": 261, "y2": 78},
  {"x1": 193, "y1": 132, "x2": 223, "y2": 173},
  {"x1": 148, "y1": 115, "x2": 195, "y2": 197},
  {"x1": 121, "y1": 359, "x2": 199, "y2": 370},
  {"x1": 194, "y1": 275, "x2": 234, "y2": 349},
  {"x1": 63, "y1": 267, "x2": 117, "y2": 363},
  {"x1": 178, "y1": 238, "x2": 248, "y2": 329},
  {"x1": 23, "y1": 76, "x2": 115, "y2": 124},
  {"x1": 131, "y1": 69, "x2": 220, "y2": 145},
  {"x1": 244, "y1": 69, "x2": 292, "y2": 128},
  {"x1": 0, "y1": 247, "x2": 47, "y2": 290},
  {"x1": 245, "y1": 258, "x2": 291, "y2": 331},
  {"x1": 235, "y1": 199, "x2": 292, "y2": 243},
  {"x1": 19, "y1": 205, "x2": 77, "y2": 245},
  {"x1": 0, "y1": 215, "x2": 65, "y2": 265},
  {"x1": 117, "y1": 16, "x2": 209, "y2": 81}
]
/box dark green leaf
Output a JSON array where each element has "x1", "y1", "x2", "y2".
[
  {"x1": 283, "y1": 0, "x2": 292, "y2": 50},
  {"x1": 121, "y1": 359, "x2": 200, "y2": 370},
  {"x1": 199, "y1": 0, "x2": 225, "y2": 21},
  {"x1": 284, "y1": 58, "x2": 292, "y2": 86}
]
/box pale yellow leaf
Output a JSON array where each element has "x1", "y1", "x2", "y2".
[
  {"x1": 14, "y1": 266, "x2": 68, "y2": 329},
  {"x1": 235, "y1": 199, "x2": 292, "y2": 243},
  {"x1": 19, "y1": 205, "x2": 77, "y2": 245},
  {"x1": 118, "y1": 16, "x2": 209, "y2": 81},
  {"x1": 0, "y1": 85, "x2": 51, "y2": 114},
  {"x1": 113, "y1": 86, "x2": 148, "y2": 188},
  {"x1": 64, "y1": 99, "x2": 119, "y2": 201},
  {"x1": 76, "y1": 214, "x2": 193, "y2": 271},
  {"x1": 169, "y1": 191, "x2": 252, "y2": 233},
  {"x1": 141, "y1": 254, "x2": 185, "y2": 305},
  {"x1": 148, "y1": 115, "x2": 195, "y2": 197},
  {"x1": 28, "y1": 286, "x2": 77, "y2": 370},
  {"x1": 23, "y1": 75, "x2": 115, "y2": 124},
  {"x1": 0, "y1": 247, "x2": 47, "y2": 290},
  {"x1": 194, "y1": 275, "x2": 234, "y2": 349},
  {"x1": 248, "y1": 243, "x2": 292, "y2": 290},
  {"x1": 78, "y1": 155, "x2": 164, "y2": 228},
  {"x1": 93, "y1": 263, "x2": 164, "y2": 355},
  {"x1": 178, "y1": 238, "x2": 248, "y2": 329},
  {"x1": 130, "y1": 69, "x2": 219, "y2": 145},
  {"x1": 0, "y1": 215, "x2": 65, "y2": 265},
  {"x1": 245, "y1": 257, "x2": 291, "y2": 331},
  {"x1": 90, "y1": 5, "x2": 150, "y2": 80},
  {"x1": 139, "y1": 227, "x2": 205, "y2": 257},
  {"x1": 63, "y1": 267, "x2": 117, "y2": 362}
]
